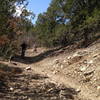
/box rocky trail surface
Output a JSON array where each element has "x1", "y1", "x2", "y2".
[{"x1": 0, "y1": 40, "x2": 100, "y2": 100}]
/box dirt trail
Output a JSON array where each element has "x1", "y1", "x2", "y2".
[
  {"x1": 0, "y1": 42, "x2": 100, "y2": 100},
  {"x1": 26, "y1": 43, "x2": 100, "y2": 100},
  {"x1": 26, "y1": 61, "x2": 99, "y2": 100},
  {"x1": 0, "y1": 61, "x2": 81, "y2": 100}
]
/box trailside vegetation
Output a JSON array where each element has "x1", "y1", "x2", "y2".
[
  {"x1": 0, "y1": 0, "x2": 100, "y2": 59},
  {"x1": 34, "y1": 0, "x2": 100, "y2": 47},
  {"x1": 0, "y1": 0, "x2": 34, "y2": 59}
]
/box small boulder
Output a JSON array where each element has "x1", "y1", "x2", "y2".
[
  {"x1": 73, "y1": 53, "x2": 79, "y2": 57},
  {"x1": 60, "y1": 65, "x2": 64, "y2": 69},
  {"x1": 10, "y1": 87, "x2": 14, "y2": 91},
  {"x1": 54, "y1": 59, "x2": 59, "y2": 64},
  {"x1": 87, "y1": 60, "x2": 93, "y2": 64},
  {"x1": 80, "y1": 66, "x2": 87, "y2": 72},
  {"x1": 84, "y1": 70, "x2": 94, "y2": 76},
  {"x1": 25, "y1": 66, "x2": 31, "y2": 70},
  {"x1": 63, "y1": 60, "x2": 67, "y2": 63},
  {"x1": 53, "y1": 70, "x2": 59, "y2": 74},
  {"x1": 67, "y1": 56, "x2": 71, "y2": 60},
  {"x1": 76, "y1": 88, "x2": 81, "y2": 93},
  {"x1": 97, "y1": 86, "x2": 100, "y2": 90}
]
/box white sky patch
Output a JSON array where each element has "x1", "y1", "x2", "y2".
[
  {"x1": 14, "y1": 4, "x2": 24, "y2": 16},
  {"x1": 14, "y1": 3, "x2": 34, "y2": 22}
]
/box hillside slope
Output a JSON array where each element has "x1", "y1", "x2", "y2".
[
  {"x1": 28, "y1": 40, "x2": 100, "y2": 100},
  {"x1": 0, "y1": 39, "x2": 100, "y2": 100}
]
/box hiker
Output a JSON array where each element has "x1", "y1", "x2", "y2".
[
  {"x1": 33, "y1": 44, "x2": 37, "y2": 52},
  {"x1": 21, "y1": 42, "x2": 27, "y2": 58}
]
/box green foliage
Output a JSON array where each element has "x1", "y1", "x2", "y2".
[
  {"x1": 0, "y1": 0, "x2": 34, "y2": 59},
  {"x1": 0, "y1": 63, "x2": 11, "y2": 72},
  {"x1": 0, "y1": 0, "x2": 100, "y2": 54},
  {"x1": 33, "y1": 0, "x2": 100, "y2": 47}
]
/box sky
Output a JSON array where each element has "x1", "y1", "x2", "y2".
[{"x1": 27, "y1": 0, "x2": 52, "y2": 24}]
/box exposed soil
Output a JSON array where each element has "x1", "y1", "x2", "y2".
[
  {"x1": 0, "y1": 65, "x2": 80, "y2": 100},
  {"x1": 0, "y1": 40, "x2": 100, "y2": 100}
]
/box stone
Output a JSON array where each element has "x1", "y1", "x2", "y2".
[
  {"x1": 67, "y1": 56, "x2": 71, "y2": 60},
  {"x1": 84, "y1": 70, "x2": 94, "y2": 76},
  {"x1": 53, "y1": 70, "x2": 59, "y2": 74},
  {"x1": 93, "y1": 55, "x2": 98, "y2": 58},
  {"x1": 53, "y1": 64, "x2": 59, "y2": 69},
  {"x1": 59, "y1": 90, "x2": 66, "y2": 97},
  {"x1": 26, "y1": 66, "x2": 31, "y2": 70},
  {"x1": 63, "y1": 60, "x2": 67, "y2": 63},
  {"x1": 83, "y1": 60, "x2": 87, "y2": 64},
  {"x1": 68, "y1": 55, "x2": 83, "y2": 65},
  {"x1": 54, "y1": 59, "x2": 59, "y2": 64},
  {"x1": 73, "y1": 53, "x2": 79, "y2": 57},
  {"x1": 28, "y1": 98, "x2": 32, "y2": 100},
  {"x1": 53, "y1": 70, "x2": 56, "y2": 74},
  {"x1": 12, "y1": 62, "x2": 17, "y2": 65},
  {"x1": 51, "y1": 97, "x2": 57, "y2": 100},
  {"x1": 59, "y1": 90, "x2": 74, "y2": 99},
  {"x1": 47, "y1": 88, "x2": 54, "y2": 93},
  {"x1": 80, "y1": 66, "x2": 87, "y2": 72},
  {"x1": 87, "y1": 60, "x2": 93, "y2": 64},
  {"x1": 97, "y1": 86, "x2": 100, "y2": 90},
  {"x1": 77, "y1": 51, "x2": 88, "y2": 56},
  {"x1": 60, "y1": 65, "x2": 64, "y2": 69},
  {"x1": 76, "y1": 88, "x2": 81, "y2": 93},
  {"x1": 10, "y1": 87, "x2": 14, "y2": 91}
]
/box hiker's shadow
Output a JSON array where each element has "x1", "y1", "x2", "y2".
[{"x1": 13, "y1": 47, "x2": 65, "y2": 64}]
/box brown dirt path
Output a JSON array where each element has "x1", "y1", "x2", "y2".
[{"x1": 0, "y1": 42, "x2": 100, "y2": 100}]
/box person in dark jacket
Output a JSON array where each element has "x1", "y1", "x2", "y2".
[{"x1": 21, "y1": 42, "x2": 27, "y2": 58}]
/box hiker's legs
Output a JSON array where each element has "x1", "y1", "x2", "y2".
[{"x1": 21, "y1": 49, "x2": 25, "y2": 58}]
